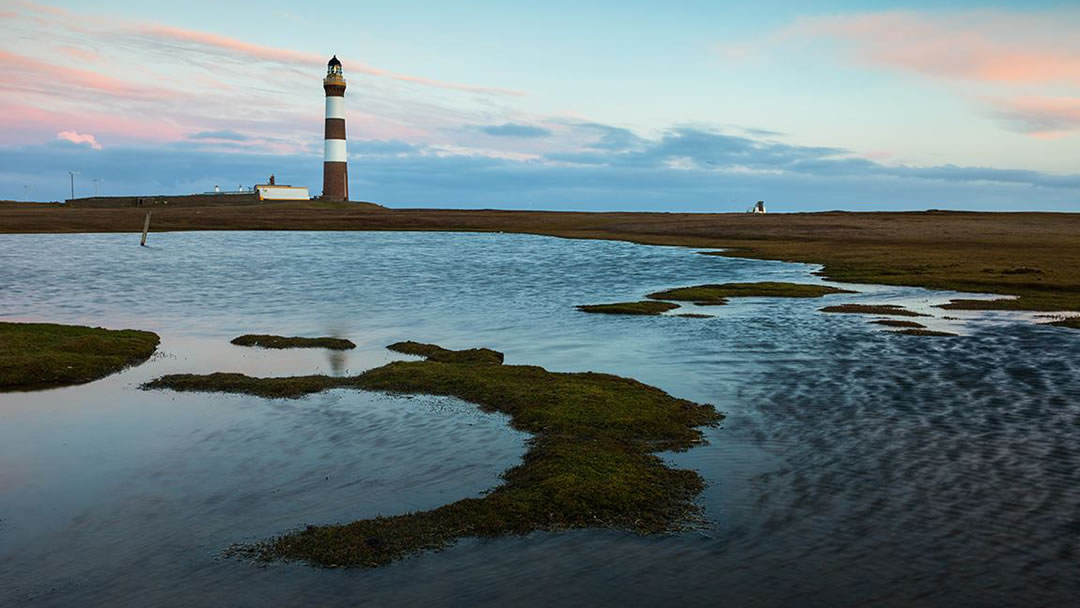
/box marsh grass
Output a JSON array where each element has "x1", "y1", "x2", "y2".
[
  {"x1": 576, "y1": 301, "x2": 680, "y2": 315},
  {"x1": 387, "y1": 341, "x2": 504, "y2": 364},
  {"x1": 0, "y1": 322, "x2": 159, "y2": 391},
  {"x1": 894, "y1": 329, "x2": 958, "y2": 337},
  {"x1": 871, "y1": 319, "x2": 926, "y2": 328},
  {"x1": 647, "y1": 282, "x2": 853, "y2": 305},
  {"x1": 820, "y1": 304, "x2": 930, "y2": 317},
  {"x1": 145, "y1": 342, "x2": 722, "y2": 568},
  {"x1": 230, "y1": 334, "x2": 356, "y2": 350}
]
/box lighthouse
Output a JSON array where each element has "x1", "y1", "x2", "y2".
[{"x1": 322, "y1": 55, "x2": 348, "y2": 201}]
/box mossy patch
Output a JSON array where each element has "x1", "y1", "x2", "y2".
[
  {"x1": 387, "y1": 341, "x2": 504, "y2": 364},
  {"x1": 144, "y1": 342, "x2": 722, "y2": 568},
  {"x1": 231, "y1": 334, "x2": 355, "y2": 350},
  {"x1": 871, "y1": 319, "x2": 926, "y2": 328},
  {"x1": 576, "y1": 301, "x2": 680, "y2": 315},
  {"x1": 1, "y1": 321, "x2": 159, "y2": 391},
  {"x1": 893, "y1": 329, "x2": 958, "y2": 337},
  {"x1": 647, "y1": 282, "x2": 854, "y2": 305},
  {"x1": 820, "y1": 304, "x2": 930, "y2": 317}
]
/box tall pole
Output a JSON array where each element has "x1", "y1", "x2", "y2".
[
  {"x1": 68, "y1": 171, "x2": 79, "y2": 201},
  {"x1": 322, "y1": 55, "x2": 348, "y2": 201}
]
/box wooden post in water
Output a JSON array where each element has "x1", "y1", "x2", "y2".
[{"x1": 140, "y1": 211, "x2": 152, "y2": 247}]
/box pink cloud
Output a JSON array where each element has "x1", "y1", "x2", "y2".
[
  {"x1": 56, "y1": 44, "x2": 100, "y2": 62},
  {"x1": 0, "y1": 102, "x2": 186, "y2": 144},
  {"x1": 134, "y1": 24, "x2": 525, "y2": 97},
  {"x1": 137, "y1": 24, "x2": 325, "y2": 66},
  {"x1": 0, "y1": 50, "x2": 177, "y2": 101},
  {"x1": 786, "y1": 11, "x2": 1080, "y2": 85},
  {"x1": 12, "y1": 1, "x2": 523, "y2": 97},
  {"x1": 57, "y1": 130, "x2": 102, "y2": 149}
]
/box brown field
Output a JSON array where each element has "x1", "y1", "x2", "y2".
[{"x1": 3, "y1": 201, "x2": 1080, "y2": 312}]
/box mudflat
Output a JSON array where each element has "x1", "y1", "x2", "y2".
[{"x1": 4, "y1": 202, "x2": 1079, "y2": 312}]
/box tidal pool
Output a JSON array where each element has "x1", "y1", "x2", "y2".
[{"x1": 1, "y1": 231, "x2": 1078, "y2": 606}]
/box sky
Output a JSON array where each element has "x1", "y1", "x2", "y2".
[{"x1": 1, "y1": 0, "x2": 1078, "y2": 211}]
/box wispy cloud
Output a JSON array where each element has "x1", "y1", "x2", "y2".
[
  {"x1": 988, "y1": 97, "x2": 1080, "y2": 137},
  {"x1": 475, "y1": 123, "x2": 552, "y2": 138},
  {"x1": 12, "y1": 1, "x2": 524, "y2": 97},
  {"x1": 188, "y1": 130, "x2": 251, "y2": 141},
  {"x1": 1, "y1": 2, "x2": 530, "y2": 154}
]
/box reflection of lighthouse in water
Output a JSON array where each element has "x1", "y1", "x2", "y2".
[{"x1": 322, "y1": 55, "x2": 349, "y2": 201}]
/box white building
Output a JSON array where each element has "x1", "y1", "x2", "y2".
[{"x1": 254, "y1": 175, "x2": 309, "y2": 201}]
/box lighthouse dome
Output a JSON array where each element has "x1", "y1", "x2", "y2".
[{"x1": 328, "y1": 55, "x2": 341, "y2": 68}]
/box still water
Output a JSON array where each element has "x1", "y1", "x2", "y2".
[{"x1": 1, "y1": 231, "x2": 1078, "y2": 607}]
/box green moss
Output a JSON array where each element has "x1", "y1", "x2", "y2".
[
  {"x1": 893, "y1": 329, "x2": 958, "y2": 337},
  {"x1": 576, "y1": 301, "x2": 680, "y2": 315},
  {"x1": 0, "y1": 322, "x2": 159, "y2": 391},
  {"x1": 871, "y1": 319, "x2": 926, "y2": 328},
  {"x1": 230, "y1": 334, "x2": 355, "y2": 350},
  {"x1": 145, "y1": 342, "x2": 722, "y2": 568},
  {"x1": 387, "y1": 341, "x2": 504, "y2": 364},
  {"x1": 820, "y1": 304, "x2": 930, "y2": 317},
  {"x1": 142, "y1": 372, "x2": 349, "y2": 399},
  {"x1": 647, "y1": 282, "x2": 854, "y2": 305}
]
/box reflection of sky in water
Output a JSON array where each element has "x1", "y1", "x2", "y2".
[{"x1": 1, "y1": 231, "x2": 1078, "y2": 606}]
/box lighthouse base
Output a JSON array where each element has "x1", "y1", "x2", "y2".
[{"x1": 322, "y1": 162, "x2": 349, "y2": 201}]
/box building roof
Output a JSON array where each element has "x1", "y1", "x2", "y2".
[{"x1": 328, "y1": 55, "x2": 341, "y2": 68}]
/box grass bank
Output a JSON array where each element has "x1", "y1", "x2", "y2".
[
  {"x1": 143, "y1": 341, "x2": 722, "y2": 567},
  {"x1": 1, "y1": 322, "x2": 159, "y2": 391}
]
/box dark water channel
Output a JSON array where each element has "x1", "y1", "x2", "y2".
[{"x1": 1, "y1": 231, "x2": 1078, "y2": 606}]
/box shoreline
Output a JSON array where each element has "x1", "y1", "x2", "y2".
[{"x1": 2, "y1": 202, "x2": 1079, "y2": 312}]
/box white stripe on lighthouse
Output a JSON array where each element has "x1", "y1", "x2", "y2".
[
  {"x1": 325, "y1": 96, "x2": 345, "y2": 119},
  {"x1": 324, "y1": 139, "x2": 347, "y2": 162}
]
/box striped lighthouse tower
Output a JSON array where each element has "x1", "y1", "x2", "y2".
[{"x1": 322, "y1": 55, "x2": 348, "y2": 201}]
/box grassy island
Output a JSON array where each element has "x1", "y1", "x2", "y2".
[
  {"x1": 647, "y1": 282, "x2": 854, "y2": 305},
  {"x1": 820, "y1": 304, "x2": 930, "y2": 317},
  {"x1": 387, "y1": 340, "x2": 505, "y2": 364},
  {"x1": 576, "y1": 301, "x2": 680, "y2": 315},
  {"x1": 230, "y1": 334, "x2": 356, "y2": 350},
  {"x1": 143, "y1": 341, "x2": 722, "y2": 568},
  {"x1": 1, "y1": 321, "x2": 159, "y2": 391},
  {"x1": 894, "y1": 329, "x2": 958, "y2": 337},
  {"x1": 871, "y1": 319, "x2": 926, "y2": 328}
]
